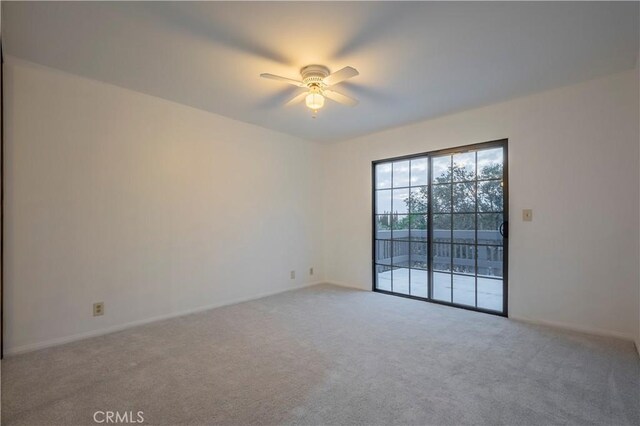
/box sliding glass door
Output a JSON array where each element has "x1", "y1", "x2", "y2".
[
  {"x1": 373, "y1": 140, "x2": 508, "y2": 315},
  {"x1": 374, "y1": 158, "x2": 429, "y2": 297}
]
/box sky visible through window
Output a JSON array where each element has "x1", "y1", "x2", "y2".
[{"x1": 376, "y1": 148, "x2": 503, "y2": 216}]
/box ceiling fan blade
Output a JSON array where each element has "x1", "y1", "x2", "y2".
[
  {"x1": 285, "y1": 91, "x2": 308, "y2": 106},
  {"x1": 324, "y1": 90, "x2": 359, "y2": 107},
  {"x1": 260, "y1": 73, "x2": 305, "y2": 87},
  {"x1": 323, "y1": 66, "x2": 359, "y2": 86}
]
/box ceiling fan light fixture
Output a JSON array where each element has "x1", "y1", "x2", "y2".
[
  {"x1": 260, "y1": 64, "x2": 359, "y2": 111},
  {"x1": 305, "y1": 90, "x2": 325, "y2": 110}
]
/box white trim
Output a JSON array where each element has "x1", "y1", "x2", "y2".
[
  {"x1": 324, "y1": 280, "x2": 367, "y2": 291},
  {"x1": 510, "y1": 315, "x2": 636, "y2": 343},
  {"x1": 8, "y1": 281, "x2": 637, "y2": 357},
  {"x1": 6, "y1": 281, "x2": 324, "y2": 356},
  {"x1": 329, "y1": 281, "x2": 638, "y2": 347}
]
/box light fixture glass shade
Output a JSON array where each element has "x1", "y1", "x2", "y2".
[{"x1": 305, "y1": 91, "x2": 325, "y2": 110}]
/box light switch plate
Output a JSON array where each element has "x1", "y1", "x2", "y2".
[{"x1": 522, "y1": 209, "x2": 533, "y2": 222}]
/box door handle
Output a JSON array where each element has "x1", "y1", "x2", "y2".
[{"x1": 499, "y1": 221, "x2": 508, "y2": 238}]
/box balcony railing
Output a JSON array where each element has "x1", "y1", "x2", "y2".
[{"x1": 375, "y1": 229, "x2": 503, "y2": 278}]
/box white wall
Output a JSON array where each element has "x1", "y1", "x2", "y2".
[
  {"x1": 323, "y1": 70, "x2": 640, "y2": 341},
  {"x1": 4, "y1": 58, "x2": 325, "y2": 354},
  {"x1": 4, "y1": 57, "x2": 639, "y2": 354}
]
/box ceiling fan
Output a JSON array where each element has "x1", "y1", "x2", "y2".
[{"x1": 260, "y1": 65, "x2": 359, "y2": 115}]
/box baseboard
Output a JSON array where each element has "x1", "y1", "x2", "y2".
[
  {"x1": 327, "y1": 281, "x2": 638, "y2": 347},
  {"x1": 324, "y1": 280, "x2": 367, "y2": 291},
  {"x1": 10, "y1": 282, "x2": 635, "y2": 357},
  {"x1": 6, "y1": 281, "x2": 324, "y2": 356},
  {"x1": 510, "y1": 315, "x2": 636, "y2": 343}
]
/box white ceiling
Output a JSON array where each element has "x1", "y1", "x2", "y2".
[{"x1": 3, "y1": 1, "x2": 639, "y2": 143}]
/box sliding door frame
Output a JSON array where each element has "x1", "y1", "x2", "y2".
[{"x1": 371, "y1": 138, "x2": 509, "y2": 317}]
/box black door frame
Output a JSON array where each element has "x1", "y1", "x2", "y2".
[
  {"x1": 1, "y1": 44, "x2": 5, "y2": 358},
  {"x1": 371, "y1": 138, "x2": 509, "y2": 317}
]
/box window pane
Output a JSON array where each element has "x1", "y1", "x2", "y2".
[
  {"x1": 391, "y1": 214, "x2": 409, "y2": 240},
  {"x1": 392, "y1": 188, "x2": 410, "y2": 214},
  {"x1": 452, "y1": 152, "x2": 475, "y2": 182},
  {"x1": 453, "y1": 182, "x2": 475, "y2": 212},
  {"x1": 477, "y1": 213, "x2": 503, "y2": 245},
  {"x1": 410, "y1": 242, "x2": 428, "y2": 269},
  {"x1": 477, "y1": 246, "x2": 503, "y2": 278},
  {"x1": 432, "y1": 214, "x2": 451, "y2": 243},
  {"x1": 477, "y1": 277, "x2": 503, "y2": 311},
  {"x1": 452, "y1": 244, "x2": 475, "y2": 275},
  {"x1": 410, "y1": 269, "x2": 427, "y2": 298},
  {"x1": 432, "y1": 155, "x2": 451, "y2": 183},
  {"x1": 409, "y1": 214, "x2": 428, "y2": 241},
  {"x1": 375, "y1": 264, "x2": 393, "y2": 291},
  {"x1": 433, "y1": 272, "x2": 452, "y2": 302},
  {"x1": 453, "y1": 214, "x2": 475, "y2": 244},
  {"x1": 375, "y1": 215, "x2": 392, "y2": 240},
  {"x1": 375, "y1": 163, "x2": 392, "y2": 189},
  {"x1": 477, "y1": 180, "x2": 503, "y2": 212},
  {"x1": 375, "y1": 240, "x2": 392, "y2": 265},
  {"x1": 392, "y1": 241, "x2": 410, "y2": 267},
  {"x1": 477, "y1": 148, "x2": 503, "y2": 180},
  {"x1": 376, "y1": 189, "x2": 391, "y2": 214},
  {"x1": 432, "y1": 184, "x2": 451, "y2": 213},
  {"x1": 452, "y1": 274, "x2": 475, "y2": 307},
  {"x1": 408, "y1": 186, "x2": 428, "y2": 214},
  {"x1": 432, "y1": 243, "x2": 450, "y2": 272},
  {"x1": 393, "y1": 267, "x2": 410, "y2": 295},
  {"x1": 393, "y1": 161, "x2": 410, "y2": 188},
  {"x1": 410, "y1": 158, "x2": 428, "y2": 186}
]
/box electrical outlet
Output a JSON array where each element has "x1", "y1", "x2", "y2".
[
  {"x1": 290, "y1": 270, "x2": 295, "y2": 280},
  {"x1": 93, "y1": 302, "x2": 104, "y2": 317},
  {"x1": 522, "y1": 209, "x2": 533, "y2": 222},
  {"x1": 309, "y1": 267, "x2": 314, "y2": 276}
]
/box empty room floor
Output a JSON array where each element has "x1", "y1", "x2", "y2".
[{"x1": 2, "y1": 284, "x2": 639, "y2": 426}]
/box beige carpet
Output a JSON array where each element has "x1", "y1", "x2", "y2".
[{"x1": 2, "y1": 284, "x2": 639, "y2": 425}]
